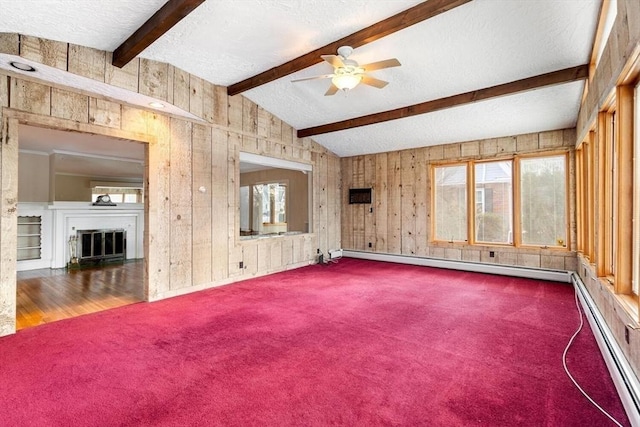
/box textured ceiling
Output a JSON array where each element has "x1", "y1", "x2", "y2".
[{"x1": 0, "y1": 0, "x2": 601, "y2": 157}]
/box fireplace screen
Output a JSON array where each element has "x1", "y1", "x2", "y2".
[{"x1": 77, "y1": 229, "x2": 126, "y2": 262}]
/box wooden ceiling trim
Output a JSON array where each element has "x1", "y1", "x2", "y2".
[
  {"x1": 227, "y1": 0, "x2": 473, "y2": 96},
  {"x1": 297, "y1": 64, "x2": 589, "y2": 138},
  {"x1": 112, "y1": 0, "x2": 205, "y2": 68}
]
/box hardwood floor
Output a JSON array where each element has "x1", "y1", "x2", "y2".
[{"x1": 16, "y1": 261, "x2": 145, "y2": 330}]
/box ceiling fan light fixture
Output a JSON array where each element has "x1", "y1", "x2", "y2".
[{"x1": 332, "y1": 73, "x2": 362, "y2": 91}]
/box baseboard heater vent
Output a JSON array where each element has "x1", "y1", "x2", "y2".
[
  {"x1": 328, "y1": 249, "x2": 343, "y2": 260},
  {"x1": 342, "y1": 250, "x2": 572, "y2": 283},
  {"x1": 77, "y1": 229, "x2": 126, "y2": 264},
  {"x1": 572, "y1": 273, "x2": 640, "y2": 426}
]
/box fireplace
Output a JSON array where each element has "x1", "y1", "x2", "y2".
[{"x1": 77, "y1": 229, "x2": 126, "y2": 263}]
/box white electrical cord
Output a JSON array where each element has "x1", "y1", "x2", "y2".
[{"x1": 563, "y1": 288, "x2": 624, "y2": 427}]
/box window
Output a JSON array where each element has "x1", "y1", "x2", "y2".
[
  {"x1": 255, "y1": 182, "x2": 287, "y2": 224},
  {"x1": 475, "y1": 161, "x2": 513, "y2": 244},
  {"x1": 239, "y1": 152, "x2": 311, "y2": 238},
  {"x1": 431, "y1": 154, "x2": 568, "y2": 249},
  {"x1": 433, "y1": 164, "x2": 467, "y2": 242},
  {"x1": 520, "y1": 155, "x2": 567, "y2": 247}
]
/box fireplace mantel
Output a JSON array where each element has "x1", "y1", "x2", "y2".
[{"x1": 17, "y1": 202, "x2": 144, "y2": 270}]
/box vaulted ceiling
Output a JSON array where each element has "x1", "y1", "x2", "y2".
[{"x1": 0, "y1": 0, "x2": 601, "y2": 157}]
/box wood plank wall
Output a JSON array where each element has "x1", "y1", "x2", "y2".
[
  {"x1": 573, "y1": 0, "x2": 640, "y2": 383},
  {"x1": 0, "y1": 33, "x2": 341, "y2": 335},
  {"x1": 576, "y1": 0, "x2": 640, "y2": 140},
  {"x1": 341, "y1": 131, "x2": 578, "y2": 271}
]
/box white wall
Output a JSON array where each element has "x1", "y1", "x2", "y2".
[{"x1": 18, "y1": 151, "x2": 49, "y2": 202}]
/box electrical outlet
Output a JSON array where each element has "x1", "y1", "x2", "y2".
[
  {"x1": 489, "y1": 251, "x2": 495, "y2": 258},
  {"x1": 239, "y1": 261, "x2": 243, "y2": 269},
  {"x1": 368, "y1": 242, "x2": 372, "y2": 248}
]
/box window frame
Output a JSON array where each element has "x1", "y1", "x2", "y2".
[{"x1": 430, "y1": 151, "x2": 570, "y2": 251}]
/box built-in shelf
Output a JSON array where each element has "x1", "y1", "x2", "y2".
[{"x1": 17, "y1": 216, "x2": 42, "y2": 261}]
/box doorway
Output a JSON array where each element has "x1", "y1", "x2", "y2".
[{"x1": 16, "y1": 123, "x2": 149, "y2": 329}]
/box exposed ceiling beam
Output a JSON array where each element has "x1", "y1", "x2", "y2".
[
  {"x1": 112, "y1": 0, "x2": 205, "y2": 68},
  {"x1": 297, "y1": 64, "x2": 589, "y2": 138},
  {"x1": 227, "y1": 0, "x2": 473, "y2": 96}
]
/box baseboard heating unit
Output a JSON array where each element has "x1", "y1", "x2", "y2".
[
  {"x1": 342, "y1": 250, "x2": 572, "y2": 282},
  {"x1": 572, "y1": 273, "x2": 640, "y2": 426}
]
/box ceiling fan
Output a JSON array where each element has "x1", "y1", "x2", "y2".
[{"x1": 292, "y1": 46, "x2": 401, "y2": 96}]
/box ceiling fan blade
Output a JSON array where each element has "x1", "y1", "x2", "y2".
[
  {"x1": 291, "y1": 74, "x2": 335, "y2": 83},
  {"x1": 324, "y1": 83, "x2": 340, "y2": 96},
  {"x1": 361, "y1": 58, "x2": 401, "y2": 72},
  {"x1": 361, "y1": 75, "x2": 389, "y2": 89},
  {"x1": 321, "y1": 54, "x2": 345, "y2": 68}
]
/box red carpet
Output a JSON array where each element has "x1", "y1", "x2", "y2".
[{"x1": 0, "y1": 258, "x2": 630, "y2": 426}]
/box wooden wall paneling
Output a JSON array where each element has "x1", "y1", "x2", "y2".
[
  {"x1": 166, "y1": 65, "x2": 175, "y2": 105},
  {"x1": 269, "y1": 114, "x2": 282, "y2": 141},
  {"x1": 257, "y1": 243, "x2": 271, "y2": 272},
  {"x1": 172, "y1": 67, "x2": 191, "y2": 112},
  {"x1": 202, "y1": 81, "x2": 216, "y2": 124},
  {"x1": 228, "y1": 245, "x2": 244, "y2": 278},
  {"x1": 242, "y1": 136, "x2": 257, "y2": 152},
  {"x1": 302, "y1": 138, "x2": 312, "y2": 162},
  {"x1": 272, "y1": 141, "x2": 283, "y2": 159},
  {"x1": 139, "y1": 59, "x2": 169, "y2": 101},
  {"x1": 10, "y1": 79, "x2": 51, "y2": 116},
  {"x1": 227, "y1": 95, "x2": 243, "y2": 131},
  {"x1": 67, "y1": 44, "x2": 106, "y2": 82},
  {"x1": 352, "y1": 156, "x2": 365, "y2": 250},
  {"x1": 211, "y1": 128, "x2": 229, "y2": 281},
  {"x1": 414, "y1": 148, "x2": 429, "y2": 256},
  {"x1": 121, "y1": 106, "x2": 152, "y2": 135},
  {"x1": 0, "y1": 117, "x2": 18, "y2": 335},
  {"x1": 461, "y1": 140, "x2": 480, "y2": 158},
  {"x1": 213, "y1": 85, "x2": 228, "y2": 126},
  {"x1": 292, "y1": 235, "x2": 303, "y2": 264},
  {"x1": 20, "y1": 36, "x2": 67, "y2": 70},
  {"x1": 50, "y1": 88, "x2": 89, "y2": 123},
  {"x1": 316, "y1": 152, "x2": 328, "y2": 253},
  {"x1": 0, "y1": 74, "x2": 9, "y2": 108},
  {"x1": 374, "y1": 152, "x2": 388, "y2": 253},
  {"x1": 0, "y1": 33, "x2": 19, "y2": 55},
  {"x1": 304, "y1": 233, "x2": 314, "y2": 264},
  {"x1": 257, "y1": 106, "x2": 269, "y2": 138},
  {"x1": 88, "y1": 98, "x2": 122, "y2": 129},
  {"x1": 281, "y1": 122, "x2": 294, "y2": 147},
  {"x1": 326, "y1": 154, "x2": 340, "y2": 251},
  {"x1": 270, "y1": 239, "x2": 283, "y2": 271},
  {"x1": 243, "y1": 242, "x2": 258, "y2": 275},
  {"x1": 169, "y1": 118, "x2": 193, "y2": 290},
  {"x1": 227, "y1": 134, "x2": 242, "y2": 277},
  {"x1": 539, "y1": 130, "x2": 564, "y2": 149},
  {"x1": 191, "y1": 124, "x2": 212, "y2": 286},
  {"x1": 364, "y1": 154, "x2": 376, "y2": 251},
  {"x1": 401, "y1": 150, "x2": 416, "y2": 255},
  {"x1": 242, "y1": 97, "x2": 257, "y2": 135},
  {"x1": 387, "y1": 151, "x2": 402, "y2": 253},
  {"x1": 105, "y1": 54, "x2": 139, "y2": 92},
  {"x1": 341, "y1": 157, "x2": 353, "y2": 249},
  {"x1": 189, "y1": 74, "x2": 204, "y2": 119},
  {"x1": 282, "y1": 237, "x2": 294, "y2": 266}
]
